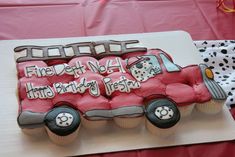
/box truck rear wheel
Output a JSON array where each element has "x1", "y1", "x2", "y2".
[{"x1": 44, "y1": 106, "x2": 81, "y2": 145}]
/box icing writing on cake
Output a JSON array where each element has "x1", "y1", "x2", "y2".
[
  {"x1": 24, "y1": 58, "x2": 142, "y2": 99},
  {"x1": 24, "y1": 61, "x2": 86, "y2": 78},
  {"x1": 26, "y1": 78, "x2": 99, "y2": 99},
  {"x1": 87, "y1": 58, "x2": 125, "y2": 74},
  {"x1": 26, "y1": 83, "x2": 55, "y2": 99},
  {"x1": 25, "y1": 76, "x2": 140, "y2": 99},
  {"x1": 53, "y1": 78, "x2": 99, "y2": 96},
  {"x1": 103, "y1": 76, "x2": 140, "y2": 96},
  {"x1": 24, "y1": 58, "x2": 125, "y2": 78}
]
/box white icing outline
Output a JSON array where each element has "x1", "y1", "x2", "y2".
[
  {"x1": 48, "y1": 48, "x2": 61, "y2": 57},
  {"x1": 14, "y1": 49, "x2": 27, "y2": 61},
  {"x1": 32, "y1": 49, "x2": 44, "y2": 57},
  {"x1": 110, "y1": 44, "x2": 121, "y2": 52},
  {"x1": 63, "y1": 47, "x2": 75, "y2": 57},
  {"x1": 94, "y1": 45, "x2": 105, "y2": 54}
]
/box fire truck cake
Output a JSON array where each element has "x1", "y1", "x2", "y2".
[{"x1": 14, "y1": 40, "x2": 227, "y2": 145}]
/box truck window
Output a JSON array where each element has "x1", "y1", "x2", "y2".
[{"x1": 159, "y1": 53, "x2": 180, "y2": 72}]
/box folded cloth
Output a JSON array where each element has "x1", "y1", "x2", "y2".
[{"x1": 194, "y1": 40, "x2": 235, "y2": 108}]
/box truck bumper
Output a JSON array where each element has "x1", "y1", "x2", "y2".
[{"x1": 199, "y1": 64, "x2": 227, "y2": 100}]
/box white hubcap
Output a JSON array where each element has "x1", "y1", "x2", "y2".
[
  {"x1": 56, "y1": 112, "x2": 74, "y2": 127},
  {"x1": 154, "y1": 106, "x2": 174, "y2": 120}
]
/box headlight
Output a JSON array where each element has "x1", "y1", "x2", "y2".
[{"x1": 205, "y1": 68, "x2": 214, "y2": 79}]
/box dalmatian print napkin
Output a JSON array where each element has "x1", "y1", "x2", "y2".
[{"x1": 194, "y1": 40, "x2": 235, "y2": 108}]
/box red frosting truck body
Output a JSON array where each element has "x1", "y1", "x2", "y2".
[{"x1": 14, "y1": 40, "x2": 226, "y2": 141}]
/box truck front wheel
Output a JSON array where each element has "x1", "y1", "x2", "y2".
[{"x1": 145, "y1": 99, "x2": 180, "y2": 129}]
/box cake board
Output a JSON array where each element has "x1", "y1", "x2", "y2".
[{"x1": 0, "y1": 31, "x2": 235, "y2": 156}]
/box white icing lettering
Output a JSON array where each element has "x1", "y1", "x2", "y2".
[
  {"x1": 25, "y1": 75, "x2": 140, "y2": 99},
  {"x1": 87, "y1": 61, "x2": 101, "y2": 73},
  {"x1": 103, "y1": 76, "x2": 140, "y2": 95},
  {"x1": 24, "y1": 61, "x2": 86, "y2": 78},
  {"x1": 24, "y1": 65, "x2": 37, "y2": 77},
  {"x1": 87, "y1": 58, "x2": 125, "y2": 74},
  {"x1": 53, "y1": 78, "x2": 100, "y2": 97},
  {"x1": 106, "y1": 58, "x2": 126, "y2": 73},
  {"x1": 25, "y1": 83, "x2": 55, "y2": 99},
  {"x1": 23, "y1": 58, "x2": 144, "y2": 99}
]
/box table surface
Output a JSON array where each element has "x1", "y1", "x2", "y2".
[{"x1": 0, "y1": 0, "x2": 235, "y2": 157}]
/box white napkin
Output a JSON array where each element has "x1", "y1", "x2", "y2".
[{"x1": 194, "y1": 40, "x2": 235, "y2": 108}]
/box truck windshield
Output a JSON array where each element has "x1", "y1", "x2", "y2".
[{"x1": 159, "y1": 53, "x2": 180, "y2": 72}]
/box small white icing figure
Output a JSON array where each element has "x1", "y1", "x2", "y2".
[
  {"x1": 56, "y1": 113, "x2": 74, "y2": 127},
  {"x1": 127, "y1": 55, "x2": 161, "y2": 82}
]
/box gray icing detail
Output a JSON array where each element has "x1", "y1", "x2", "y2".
[
  {"x1": 112, "y1": 106, "x2": 144, "y2": 117},
  {"x1": 84, "y1": 106, "x2": 145, "y2": 120},
  {"x1": 199, "y1": 64, "x2": 227, "y2": 100},
  {"x1": 159, "y1": 53, "x2": 180, "y2": 72},
  {"x1": 14, "y1": 40, "x2": 147, "y2": 62},
  {"x1": 17, "y1": 111, "x2": 46, "y2": 128}
]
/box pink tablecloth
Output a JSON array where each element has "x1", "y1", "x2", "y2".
[
  {"x1": 1, "y1": 0, "x2": 235, "y2": 157},
  {"x1": 0, "y1": 0, "x2": 234, "y2": 40}
]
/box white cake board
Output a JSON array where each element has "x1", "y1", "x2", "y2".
[{"x1": 0, "y1": 31, "x2": 235, "y2": 156}]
